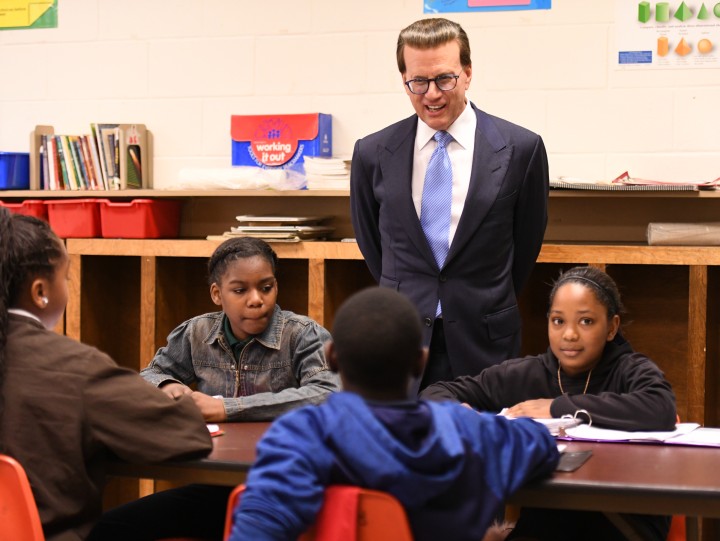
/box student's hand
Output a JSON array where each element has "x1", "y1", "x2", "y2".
[
  {"x1": 505, "y1": 399, "x2": 553, "y2": 419},
  {"x1": 191, "y1": 391, "x2": 228, "y2": 422},
  {"x1": 159, "y1": 382, "x2": 192, "y2": 400}
]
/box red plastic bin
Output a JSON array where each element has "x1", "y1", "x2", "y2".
[
  {"x1": 0, "y1": 199, "x2": 48, "y2": 221},
  {"x1": 100, "y1": 199, "x2": 182, "y2": 239},
  {"x1": 45, "y1": 199, "x2": 102, "y2": 238}
]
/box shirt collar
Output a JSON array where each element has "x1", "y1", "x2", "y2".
[
  {"x1": 416, "y1": 100, "x2": 475, "y2": 151},
  {"x1": 8, "y1": 308, "x2": 42, "y2": 324},
  {"x1": 210, "y1": 306, "x2": 283, "y2": 351},
  {"x1": 222, "y1": 314, "x2": 242, "y2": 348}
]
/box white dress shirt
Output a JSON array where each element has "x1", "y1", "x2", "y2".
[{"x1": 412, "y1": 100, "x2": 477, "y2": 248}]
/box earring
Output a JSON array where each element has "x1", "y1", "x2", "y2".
[{"x1": 41, "y1": 297, "x2": 49, "y2": 307}]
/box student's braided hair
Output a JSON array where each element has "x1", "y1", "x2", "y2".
[
  {"x1": 207, "y1": 236, "x2": 278, "y2": 286},
  {"x1": 0, "y1": 208, "x2": 63, "y2": 447},
  {"x1": 549, "y1": 265, "x2": 625, "y2": 320}
]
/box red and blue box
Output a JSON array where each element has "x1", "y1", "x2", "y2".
[{"x1": 231, "y1": 113, "x2": 332, "y2": 170}]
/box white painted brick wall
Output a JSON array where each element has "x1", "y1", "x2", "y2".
[{"x1": 0, "y1": 0, "x2": 718, "y2": 186}]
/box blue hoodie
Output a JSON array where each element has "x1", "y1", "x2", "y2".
[{"x1": 231, "y1": 392, "x2": 559, "y2": 541}]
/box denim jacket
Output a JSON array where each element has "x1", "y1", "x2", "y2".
[{"x1": 140, "y1": 305, "x2": 340, "y2": 421}]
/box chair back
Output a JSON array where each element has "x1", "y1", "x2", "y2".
[
  {"x1": 224, "y1": 485, "x2": 413, "y2": 541},
  {"x1": 0, "y1": 454, "x2": 45, "y2": 541},
  {"x1": 667, "y1": 415, "x2": 686, "y2": 541},
  {"x1": 667, "y1": 515, "x2": 686, "y2": 541}
]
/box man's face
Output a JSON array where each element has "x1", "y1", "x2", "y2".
[{"x1": 402, "y1": 40, "x2": 472, "y2": 131}]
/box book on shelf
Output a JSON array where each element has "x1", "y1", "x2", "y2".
[
  {"x1": 55, "y1": 135, "x2": 72, "y2": 189},
  {"x1": 85, "y1": 133, "x2": 104, "y2": 190},
  {"x1": 67, "y1": 136, "x2": 85, "y2": 189},
  {"x1": 30, "y1": 124, "x2": 152, "y2": 191}
]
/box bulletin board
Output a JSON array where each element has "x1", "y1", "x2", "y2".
[{"x1": 424, "y1": 0, "x2": 551, "y2": 14}]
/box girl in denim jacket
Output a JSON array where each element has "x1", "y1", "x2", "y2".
[
  {"x1": 90, "y1": 237, "x2": 341, "y2": 541},
  {"x1": 141, "y1": 236, "x2": 341, "y2": 422}
]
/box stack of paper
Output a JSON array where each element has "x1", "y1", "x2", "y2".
[
  {"x1": 499, "y1": 408, "x2": 583, "y2": 436},
  {"x1": 556, "y1": 422, "x2": 720, "y2": 447},
  {"x1": 303, "y1": 156, "x2": 350, "y2": 190},
  {"x1": 207, "y1": 215, "x2": 334, "y2": 242},
  {"x1": 531, "y1": 416, "x2": 583, "y2": 436}
]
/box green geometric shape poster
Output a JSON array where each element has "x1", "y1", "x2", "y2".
[{"x1": 616, "y1": 1, "x2": 719, "y2": 69}]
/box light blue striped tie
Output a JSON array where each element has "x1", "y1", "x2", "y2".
[
  {"x1": 420, "y1": 130, "x2": 453, "y2": 269},
  {"x1": 420, "y1": 130, "x2": 453, "y2": 317}
]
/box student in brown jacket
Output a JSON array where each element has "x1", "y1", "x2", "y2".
[{"x1": 0, "y1": 208, "x2": 213, "y2": 541}]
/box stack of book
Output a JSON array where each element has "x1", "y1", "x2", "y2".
[
  {"x1": 207, "y1": 215, "x2": 335, "y2": 243},
  {"x1": 31, "y1": 124, "x2": 151, "y2": 191},
  {"x1": 303, "y1": 156, "x2": 350, "y2": 190}
]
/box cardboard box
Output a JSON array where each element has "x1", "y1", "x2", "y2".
[{"x1": 231, "y1": 113, "x2": 331, "y2": 169}]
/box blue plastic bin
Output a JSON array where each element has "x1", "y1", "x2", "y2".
[{"x1": 0, "y1": 152, "x2": 30, "y2": 190}]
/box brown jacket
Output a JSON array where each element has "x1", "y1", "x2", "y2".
[{"x1": 2, "y1": 313, "x2": 213, "y2": 541}]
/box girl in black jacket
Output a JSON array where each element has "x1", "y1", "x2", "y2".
[{"x1": 421, "y1": 265, "x2": 676, "y2": 541}]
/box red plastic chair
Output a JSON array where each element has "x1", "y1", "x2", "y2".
[
  {"x1": 0, "y1": 454, "x2": 45, "y2": 541},
  {"x1": 667, "y1": 515, "x2": 686, "y2": 541},
  {"x1": 224, "y1": 484, "x2": 414, "y2": 541}
]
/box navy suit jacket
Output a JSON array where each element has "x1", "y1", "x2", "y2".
[{"x1": 350, "y1": 103, "x2": 549, "y2": 379}]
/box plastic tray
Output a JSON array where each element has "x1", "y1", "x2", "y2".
[
  {"x1": 100, "y1": 199, "x2": 182, "y2": 238},
  {"x1": 0, "y1": 199, "x2": 48, "y2": 220},
  {"x1": 45, "y1": 199, "x2": 102, "y2": 238}
]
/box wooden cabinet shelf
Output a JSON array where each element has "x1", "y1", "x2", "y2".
[
  {"x1": 5, "y1": 189, "x2": 718, "y2": 430},
  {"x1": 6, "y1": 188, "x2": 718, "y2": 528}
]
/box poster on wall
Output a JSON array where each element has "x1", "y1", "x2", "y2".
[
  {"x1": 0, "y1": 0, "x2": 57, "y2": 31},
  {"x1": 616, "y1": 0, "x2": 719, "y2": 69},
  {"x1": 424, "y1": 0, "x2": 551, "y2": 14}
]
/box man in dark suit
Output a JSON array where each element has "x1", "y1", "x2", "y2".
[{"x1": 350, "y1": 17, "x2": 549, "y2": 392}]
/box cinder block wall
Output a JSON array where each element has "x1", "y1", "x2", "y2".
[{"x1": 1, "y1": 1, "x2": 718, "y2": 187}]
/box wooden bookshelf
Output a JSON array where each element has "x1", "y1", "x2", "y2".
[{"x1": 3, "y1": 188, "x2": 718, "y2": 430}]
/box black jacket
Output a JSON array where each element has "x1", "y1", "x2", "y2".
[{"x1": 421, "y1": 334, "x2": 677, "y2": 431}]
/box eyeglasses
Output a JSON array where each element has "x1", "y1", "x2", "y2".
[{"x1": 404, "y1": 74, "x2": 460, "y2": 95}]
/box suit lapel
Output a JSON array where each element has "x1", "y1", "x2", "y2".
[
  {"x1": 379, "y1": 117, "x2": 439, "y2": 269},
  {"x1": 446, "y1": 106, "x2": 513, "y2": 265}
]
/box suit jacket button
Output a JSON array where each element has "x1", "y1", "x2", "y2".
[
  {"x1": 424, "y1": 317, "x2": 432, "y2": 327},
  {"x1": 439, "y1": 274, "x2": 447, "y2": 282}
]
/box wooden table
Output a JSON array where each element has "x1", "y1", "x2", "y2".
[
  {"x1": 512, "y1": 440, "x2": 720, "y2": 519},
  {"x1": 107, "y1": 422, "x2": 269, "y2": 486},
  {"x1": 107, "y1": 422, "x2": 720, "y2": 519}
]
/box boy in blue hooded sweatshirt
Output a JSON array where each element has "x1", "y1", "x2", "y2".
[{"x1": 230, "y1": 287, "x2": 560, "y2": 541}]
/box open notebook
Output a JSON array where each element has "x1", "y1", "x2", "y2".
[{"x1": 556, "y1": 422, "x2": 720, "y2": 447}]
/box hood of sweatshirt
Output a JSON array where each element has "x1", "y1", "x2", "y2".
[{"x1": 318, "y1": 392, "x2": 471, "y2": 507}]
